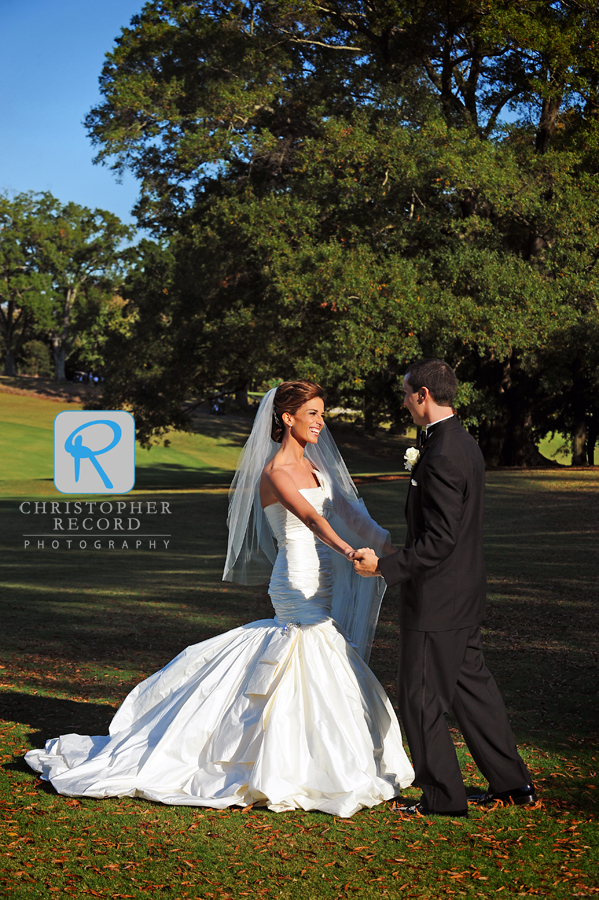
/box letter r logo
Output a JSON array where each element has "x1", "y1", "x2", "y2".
[{"x1": 54, "y1": 411, "x2": 135, "y2": 494}]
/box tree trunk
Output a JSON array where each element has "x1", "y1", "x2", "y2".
[
  {"x1": 586, "y1": 414, "x2": 597, "y2": 466},
  {"x1": 527, "y1": 93, "x2": 562, "y2": 257},
  {"x1": 570, "y1": 371, "x2": 589, "y2": 466},
  {"x1": 501, "y1": 406, "x2": 548, "y2": 467},
  {"x1": 476, "y1": 356, "x2": 551, "y2": 467},
  {"x1": 382, "y1": 375, "x2": 406, "y2": 434},
  {"x1": 4, "y1": 350, "x2": 15, "y2": 376},
  {"x1": 535, "y1": 95, "x2": 562, "y2": 154},
  {"x1": 1, "y1": 299, "x2": 22, "y2": 376},
  {"x1": 53, "y1": 342, "x2": 67, "y2": 382},
  {"x1": 235, "y1": 385, "x2": 250, "y2": 411},
  {"x1": 363, "y1": 405, "x2": 375, "y2": 435},
  {"x1": 478, "y1": 408, "x2": 551, "y2": 469},
  {"x1": 474, "y1": 357, "x2": 510, "y2": 466},
  {"x1": 52, "y1": 287, "x2": 75, "y2": 383},
  {"x1": 363, "y1": 374, "x2": 387, "y2": 434},
  {"x1": 571, "y1": 419, "x2": 587, "y2": 466},
  {"x1": 476, "y1": 416, "x2": 507, "y2": 468}
]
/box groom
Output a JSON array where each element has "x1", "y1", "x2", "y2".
[{"x1": 353, "y1": 359, "x2": 535, "y2": 817}]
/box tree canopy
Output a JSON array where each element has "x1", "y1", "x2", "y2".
[
  {"x1": 0, "y1": 192, "x2": 133, "y2": 380},
  {"x1": 0, "y1": 193, "x2": 53, "y2": 376},
  {"x1": 88, "y1": 0, "x2": 599, "y2": 463}
]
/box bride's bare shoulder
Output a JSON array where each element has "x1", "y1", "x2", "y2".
[
  {"x1": 262, "y1": 451, "x2": 283, "y2": 480},
  {"x1": 260, "y1": 457, "x2": 298, "y2": 508},
  {"x1": 261, "y1": 457, "x2": 295, "y2": 488}
]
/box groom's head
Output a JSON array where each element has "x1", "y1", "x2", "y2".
[{"x1": 403, "y1": 359, "x2": 458, "y2": 425}]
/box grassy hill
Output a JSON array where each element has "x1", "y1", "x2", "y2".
[{"x1": 0, "y1": 389, "x2": 255, "y2": 497}]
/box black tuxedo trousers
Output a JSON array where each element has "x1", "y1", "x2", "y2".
[
  {"x1": 398, "y1": 625, "x2": 529, "y2": 811},
  {"x1": 379, "y1": 418, "x2": 531, "y2": 810}
]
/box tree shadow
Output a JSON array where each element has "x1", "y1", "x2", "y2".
[
  {"x1": 1, "y1": 691, "x2": 117, "y2": 774},
  {"x1": 133, "y1": 462, "x2": 232, "y2": 490},
  {"x1": 2, "y1": 472, "x2": 598, "y2": 809},
  {"x1": 188, "y1": 410, "x2": 254, "y2": 444}
]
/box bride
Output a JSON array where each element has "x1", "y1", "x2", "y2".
[{"x1": 25, "y1": 381, "x2": 413, "y2": 817}]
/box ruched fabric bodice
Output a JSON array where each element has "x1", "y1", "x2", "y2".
[{"x1": 264, "y1": 475, "x2": 333, "y2": 626}]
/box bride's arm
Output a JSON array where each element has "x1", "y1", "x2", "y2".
[{"x1": 264, "y1": 469, "x2": 355, "y2": 558}]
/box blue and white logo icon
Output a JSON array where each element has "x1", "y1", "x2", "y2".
[{"x1": 54, "y1": 411, "x2": 135, "y2": 494}]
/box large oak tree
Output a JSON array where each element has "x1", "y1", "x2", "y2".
[
  {"x1": 88, "y1": 0, "x2": 599, "y2": 463},
  {"x1": 0, "y1": 192, "x2": 132, "y2": 380}
]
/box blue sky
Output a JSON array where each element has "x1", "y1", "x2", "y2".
[{"x1": 0, "y1": 0, "x2": 145, "y2": 226}]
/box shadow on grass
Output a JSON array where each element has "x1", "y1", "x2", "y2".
[
  {"x1": 134, "y1": 463, "x2": 232, "y2": 491},
  {"x1": 0, "y1": 691, "x2": 117, "y2": 766},
  {"x1": 188, "y1": 410, "x2": 254, "y2": 443},
  {"x1": 1, "y1": 472, "x2": 598, "y2": 781}
]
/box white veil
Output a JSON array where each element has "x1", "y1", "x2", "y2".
[{"x1": 222, "y1": 388, "x2": 390, "y2": 662}]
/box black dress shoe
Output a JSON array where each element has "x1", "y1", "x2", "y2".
[
  {"x1": 467, "y1": 784, "x2": 537, "y2": 806},
  {"x1": 394, "y1": 801, "x2": 468, "y2": 818}
]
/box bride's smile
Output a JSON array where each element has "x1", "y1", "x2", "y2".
[{"x1": 283, "y1": 397, "x2": 325, "y2": 446}]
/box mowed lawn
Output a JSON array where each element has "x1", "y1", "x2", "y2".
[{"x1": 0, "y1": 387, "x2": 598, "y2": 900}]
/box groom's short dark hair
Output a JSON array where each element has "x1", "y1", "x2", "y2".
[{"x1": 405, "y1": 359, "x2": 458, "y2": 407}]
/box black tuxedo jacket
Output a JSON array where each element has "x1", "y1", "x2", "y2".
[{"x1": 379, "y1": 417, "x2": 487, "y2": 632}]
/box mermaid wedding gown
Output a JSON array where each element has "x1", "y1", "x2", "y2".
[{"x1": 25, "y1": 473, "x2": 413, "y2": 818}]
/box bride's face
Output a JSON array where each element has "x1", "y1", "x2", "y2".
[{"x1": 283, "y1": 397, "x2": 325, "y2": 445}]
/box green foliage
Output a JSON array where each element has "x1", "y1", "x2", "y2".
[
  {"x1": 0, "y1": 192, "x2": 133, "y2": 382},
  {"x1": 88, "y1": 1, "x2": 599, "y2": 462},
  {"x1": 20, "y1": 340, "x2": 52, "y2": 377},
  {"x1": 0, "y1": 193, "x2": 54, "y2": 376}
]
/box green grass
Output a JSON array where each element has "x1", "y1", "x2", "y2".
[
  {"x1": 538, "y1": 432, "x2": 597, "y2": 466},
  {"x1": 537, "y1": 433, "x2": 571, "y2": 465},
  {"x1": 0, "y1": 387, "x2": 598, "y2": 899},
  {"x1": 0, "y1": 389, "x2": 252, "y2": 494}
]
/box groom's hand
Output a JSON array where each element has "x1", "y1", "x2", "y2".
[{"x1": 352, "y1": 549, "x2": 381, "y2": 577}]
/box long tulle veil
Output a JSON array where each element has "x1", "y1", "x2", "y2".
[{"x1": 222, "y1": 388, "x2": 390, "y2": 663}]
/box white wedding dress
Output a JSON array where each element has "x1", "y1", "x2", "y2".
[{"x1": 25, "y1": 473, "x2": 413, "y2": 818}]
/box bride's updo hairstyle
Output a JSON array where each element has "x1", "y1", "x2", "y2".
[{"x1": 271, "y1": 380, "x2": 325, "y2": 442}]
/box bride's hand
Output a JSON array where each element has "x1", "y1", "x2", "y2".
[
  {"x1": 345, "y1": 547, "x2": 373, "y2": 559},
  {"x1": 348, "y1": 547, "x2": 374, "y2": 561}
]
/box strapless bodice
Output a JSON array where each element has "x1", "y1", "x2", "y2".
[{"x1": 263, "y1": 478, "x2": 333, "y2": 625}]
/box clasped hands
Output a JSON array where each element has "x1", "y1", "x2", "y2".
[{"x1": 345, "y1": 547, "x2": 381, "y2": 577}]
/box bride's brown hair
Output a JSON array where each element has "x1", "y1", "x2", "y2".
[{"x1": 271, "y1": 380, "x2": 325, "y2": 442}]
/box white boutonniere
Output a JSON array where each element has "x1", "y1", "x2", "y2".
[{"x1": 404, "y1": 447, "x2": 420, "y2": 472}]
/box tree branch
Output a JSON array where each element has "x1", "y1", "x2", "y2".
[
  {"x1": 483, "y1": 88, "x2": 522, "y2": 137},
  {"x1": 276, "y1": 30, "x2": 361, "y2": 52}
]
